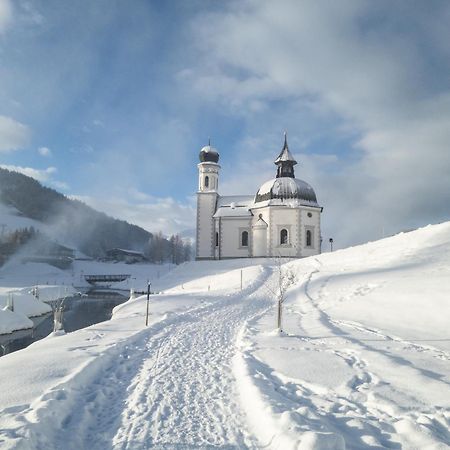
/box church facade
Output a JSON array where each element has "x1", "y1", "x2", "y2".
[{"x1": 196, "y1": 135, "x2": 323, "y2": 260}]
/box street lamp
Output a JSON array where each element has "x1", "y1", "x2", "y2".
[{"x1": 329, "y1": 238, "x2": 334, "y2": 252}]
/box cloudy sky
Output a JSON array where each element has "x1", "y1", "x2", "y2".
[{"x1": 1, "y1": 0, "x2": 449, "y2": 248}]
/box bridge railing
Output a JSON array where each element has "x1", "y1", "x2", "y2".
[{"x1": 84, "y1": 274, "x2": 131, "y2": 284}]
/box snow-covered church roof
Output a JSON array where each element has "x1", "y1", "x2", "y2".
[
  {"x1": 199, "y1": 142, "x2": 219, "y2": 163},
  {"x1": 213, "y1": 195, "x2": 254, "y2": 218},
  {"x1": 274, "y1": 133, "x2": 297, "y2": 165},
  {"x1": 254, "y1": 177, "x2": 320, "y2": 207}
]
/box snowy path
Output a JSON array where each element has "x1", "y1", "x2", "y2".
[{"x1": 2, "y1": 267, "x2": 272, "y2": 450}]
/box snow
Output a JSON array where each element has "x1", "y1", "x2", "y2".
[
  {"x1": 0, "y1": 222, "x2": 449, "y2": 449},
  {"x1": 255, "y1": 177, "x2": 320, "y2": 207},
  {"x1": 217, "y1": 195, "x2": 254, "y2": 207},
  {"x1": 0, "y1": 203, "x2": 46, "y2": 233},
  {"x1": 0, "y1": 307, "x2": 33, "y2": 334},
  {"x1": 200, "y1": 144, "x2": 219, "y2": 154},
  {"x1": 214, "y1": 195, "x2": 254, "y2": 217},
  {"x1": 0, "y1": 291, "x2": 51, "y2": 319},
  {"x1": 213, "y1": 206, "x2": 253, "y2": 217},
  {"x1": 235, "y1": 222, "x2": 450, "y2": 449},
  {"x1": 0, "y1": 287, "x2": 53, "y2": 334}
]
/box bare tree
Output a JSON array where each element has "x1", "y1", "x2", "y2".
[{"x1": 266, "y1": 256, "x2": 298, "y2": 333}]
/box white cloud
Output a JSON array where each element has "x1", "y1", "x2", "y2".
[
  {"x1": 0, "y1": 163, "x2": 71, "y2": 192},
  {"x1": 38, "y1": 146, "x2": 52, "y2": 157},
  {"x1": 73, "y1": 193, "x2": 196, "y2": 236},
  {"x1": 0, "y1": 0, "x2": 12, "y2": 32},
  {"x1": 0, "y1": 164, "x2": 56, "y2": 182},
  {"x1": 0, "y1": 115, "x2": 30, "y2": 152},
  {"x1": 51, "y1": 180, "x2": 69, "y2": 191}
]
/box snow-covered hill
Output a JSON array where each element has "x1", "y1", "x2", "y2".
[
  {"x1": 238, "y1": 221, "x2": 450, "y2": 449},
  {"x1": 0, "y1": 203, "x2": 46, "y2": 234},
  {"x1": 0, "y1": 222, "x2": 448, "y2": 449}
]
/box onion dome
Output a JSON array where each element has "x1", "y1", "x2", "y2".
[
  {"x1": 199, "y1": 139, "x2": 219, "y2": 163},
  {"x1": 255, "y1": 177, "x2": 319, "y2": 206}
]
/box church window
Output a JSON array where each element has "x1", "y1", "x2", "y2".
[
  {"x1": 280, "y1": 228, "x2": 288, "y2": 245},
  {"x1": 241, "y1": 230, "x2": 249, "y2": 247},
  {"x1": 306, "y1": 229, "x2": 312, "y2": 247},
  {"x1": 205, "y1": 176, "x2": 209, "y2": 188},
  {"x1": 215, "y1": 232, "x2": 219, "y2": 247}
]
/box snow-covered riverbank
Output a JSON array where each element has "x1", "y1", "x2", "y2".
[
  {"x1": 0, "y1": 223, "x2": 449, "y2": 449},
  {"x1": 0, "y1": 259, "x2": 174, "y2": 335}
]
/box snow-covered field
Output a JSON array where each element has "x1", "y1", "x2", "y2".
[{"x1": 0, "y1": 222, "x2": 449, "y2": 449}]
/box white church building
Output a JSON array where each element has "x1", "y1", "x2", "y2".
[{"x1": 196, "y1": 135, "x2": 323, "y2": 260}]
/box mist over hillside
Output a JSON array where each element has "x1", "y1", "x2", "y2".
[{"x1": 0, "y1": 168, "x2": 152, "y2": 257}]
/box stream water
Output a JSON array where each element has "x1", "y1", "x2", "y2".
[{"x1": 0, "y1": 289, "x2": 129, "y2": 356}]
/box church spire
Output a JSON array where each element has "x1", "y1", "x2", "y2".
[{"x1": 274, "y1": 132, "x2": 297, "y2": 178}]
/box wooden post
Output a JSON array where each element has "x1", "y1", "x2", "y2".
[
  {"x1": 145, "y1": 281, "x2": 151, "y2": 326},
  {"x1": 277, "y1": 299, "x2": 282, "y2": 331}
]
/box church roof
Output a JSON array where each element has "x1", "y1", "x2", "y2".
[
  {"x1": 254, "y1": 177, "x2": 320, "y2": 207},
  {"x1": 199, "y1": 141, "x2": 220, "y2": 163},
  {"x1": 213, "y1": 207, "x2": 252, "y2": 218},
  {"x1": 214, "y1": 195, "x2": 254, "y2": 218},
  {"x1": 274, "y1": 133, "x2": 297, "y2": 165},
  {"x1": 217, "y1": 195, "x2": 254, "y2": 208}
]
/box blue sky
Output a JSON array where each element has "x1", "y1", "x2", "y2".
[{"x1": 1, "y1": 0, "x2": 450, "y2": 247}]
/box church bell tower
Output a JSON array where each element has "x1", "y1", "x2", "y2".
[{"x1": 196, "y1": 141, "x2": 220, "y2": 260}]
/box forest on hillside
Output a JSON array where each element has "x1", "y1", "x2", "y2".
[{"x1": 0, "y1": 168, "x2": 155, "y2": 258}]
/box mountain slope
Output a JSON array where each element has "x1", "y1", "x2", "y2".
[{"x1": 0, "y1": 167, "x2": 152, "y2": 257}]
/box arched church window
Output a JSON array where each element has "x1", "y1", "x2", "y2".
[
  {"x1": 241, "y1": 230, "x2": 248, "y2": 247},
  {"x1": 306, "y1": 229, "x2": 312, "y2": 247},
  {"x1": 215, "y1": 232, "x2": 219, "y2": 247},
  {"x1": 280, "y1": 229, "x2": 288, "y2": 245},
  {"x1": 205, "y1": 176, "x2": 209, "y2": 188}
]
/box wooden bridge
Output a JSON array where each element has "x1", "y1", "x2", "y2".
[{"x1": 84, "y1": 274, "x2": 131, "y2": 285}]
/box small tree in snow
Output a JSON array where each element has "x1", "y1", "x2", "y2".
[{"x1": 266, "y1": 257, "x2": 297, "y2": 333}]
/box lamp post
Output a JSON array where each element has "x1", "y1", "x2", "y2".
[{"x1": 329, "y1": 238, "x2": 334, "y2": 252}]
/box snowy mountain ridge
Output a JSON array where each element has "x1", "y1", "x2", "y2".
[{"x1": 0, "y1": 221, "x2": 448, "y2": 449}]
